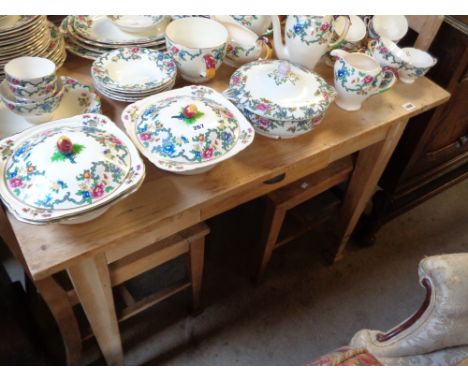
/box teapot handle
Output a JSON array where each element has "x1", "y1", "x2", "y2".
[
  {"x1": 376, "y1": 67, "x2": 397, "y2": 94},
  {"x1": 257, "y1": 35, "x2": 273, "y2": 60},
  {"x1": 329, "y1": 16, "x2": 350, "y2": 48}
]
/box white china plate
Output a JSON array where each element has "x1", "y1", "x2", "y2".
[
  {"x1": 107, "y1": 15, "x2": 166, "y2": 33},
  {"x1": 122, "y1": 85, "x2": 255, "y2": 175},
  {"x1": 0, "y1": 76, "x2": 101, "y2": 139}
]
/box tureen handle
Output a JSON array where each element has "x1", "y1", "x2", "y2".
[{"x1": 57, "y1": 136, "x2": 73, "y2": 155}]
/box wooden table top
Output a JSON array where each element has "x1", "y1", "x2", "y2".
[{"x1": 7, "y1": 55, "x2": 450, "y2": 280}]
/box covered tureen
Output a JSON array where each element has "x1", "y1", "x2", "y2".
[
  {"x1": 121, "y1": 85, "x2": 255, "y2": 175},
  {"x1": 224, "y1": 59, "x2": 336, "y2": 139},
  {"x1": 0, "y1": 114, "x2": 145, "y2": 224}
]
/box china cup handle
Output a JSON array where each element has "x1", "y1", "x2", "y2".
[
  {"x1": 257, "y1": 35, "x2": 273, "y2": 60},
  {"x1": 377, "y1": 68, "x2": 397, "y2": 94},
  {"x1": 367, "y1": 38, "x2": 378, "y2": 54},
  {"x1": 329, "y1": 16, "x2": 350, "y2": 48},
  {"x1": 200, "y1": 54, "x2": 217, "y2": 81}
]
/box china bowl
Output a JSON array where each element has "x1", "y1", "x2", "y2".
[
  {"x1": 224, "y1": 60, "x2": 335, "y2": 139},
  {"x1": 0, "y1": 78, "x2": 65, "y2": 123},
  {"x1": 122, "y1": 85, "x2": 255, "y2": 175},
  {"x1": 0, "y1": 113, "x2": 145, "y2": 224},
  {"x1": 107, "y1": 15, "x2": 167, "y2": 33},
  {"x1": 368, "y1": 15, "x2": 408, "y2": 42},
  {"x1": 398, "y1": 47, "x2": 437, "y2": 84},
  {"x1": 4, "y1": 56, "x2": 56, "y2": 88}
]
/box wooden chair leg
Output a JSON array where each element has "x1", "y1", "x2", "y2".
[
  {"x1": 187, "y1": 237, "x2": 205, "y2": 314},
  {"x1": 35, "y1": 276, "x2": 82, "y2": 365},
  {"x1": 255, "y1": 198, "x2": 287, "y2": 283}
]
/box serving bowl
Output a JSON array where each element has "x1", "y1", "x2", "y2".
[
  {"x1": 122, "y1": 85, "x2": 255, "y2": 175},
  {"x1": 223, "y1": 60, "x2": 335, "y2": 139},
  {"x1": 0, "y1": 77, "x2": 65, "y2": 123},
  {"x1": 0, "y1": 113, "x2": 145, "y2": 224}
]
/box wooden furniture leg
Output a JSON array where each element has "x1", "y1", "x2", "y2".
[
  {"x1": 256, "y1": 199, "x2": 288, "y2": 283},
  {"x1": 35, "y1": 277, "x2": 82, "y2": 365},
  {"x1": 333, "y1": 120, "x2": 408, "y2": 262},
  {"x1": 187, "y1": 236, "x2": 206, "y2": 313},
  {"x1": 67, "y1": 254, "x2": 123, "y2": 365}
]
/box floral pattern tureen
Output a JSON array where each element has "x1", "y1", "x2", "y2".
[
  {"x1": 0, "y1": 114, "x2": 145, "y2": 224},
  {"x1": 122, "y1": 86, "x2": 255, "y2": 175},
  {"x1": 224, "y1": 60, "x2": 336, "y2": 139}
]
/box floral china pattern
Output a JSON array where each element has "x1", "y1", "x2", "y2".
[
  {"x1": 241, "y1": 107, "x2": 318, "y2": 136},
  {"x1": 5, "y1": 72, "x2": 56, "y2": 90},
  {"x1": 227, "y1": 43, "x2": 256, "y2": 59},
  {"x1": 2, "y1": 88, "x2": 64, "y2": 116},
  {"x1": 134, "y1": 96, "x2": 240, "y2": 164},
  {"x1": 367, "y1": 39, "x2": 405, "y2": 69},
  {"x1": 62, "y1": 76, "x2": 102, "y2": 114},
  {"x1": 0, "y1": 114, "x2": 145, "y2": 223},
  {"x1": 121, "y1": 85, "x2": 255, "y2": 174},
  {"x1": 266, "y1": 66, "x2": 300, "y2": 86},
  {"x1": 91, "y1": 48, "x2": 176, "y2": 91},
  {"x1": 226, "y1": 60, "x2": 335, "y2": 121},
  {"x1": 334, "y1": 59, "x2": 384, "y2": 96},
  {"x1": 167, "y1": 39, "x2": 227, "y2": 66},
  {"x1": 286, "y1": 15, "x2": 334, "y2": 46},
  {"x1": 5, "y1": 124, "x2": 130, "y2": 210},
  {"x1": 230, "y1": 15, "x2": 260, "y2": 28}
]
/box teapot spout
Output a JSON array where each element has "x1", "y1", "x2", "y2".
[{"x1": 271, "y1": 15, "x2": 289, "y2": 61}]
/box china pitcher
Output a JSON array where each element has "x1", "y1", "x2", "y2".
[
  {"x1": 272, "y1": 15, "x2": 350, "y2": 70},
  {"x1": 330, "y1": 49, "x2": 397, "y2": 111}
]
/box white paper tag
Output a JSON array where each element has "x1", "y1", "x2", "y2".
[{"x1": 402, "y1": 102, "x2": 416, "y2": 111}]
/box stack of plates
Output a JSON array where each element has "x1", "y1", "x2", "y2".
[
  {"x1": 91, "y1": 47, "x2": 177, "y2": 102},
  {"x1": 0, "y1": 16, "x2": 66, "y2": 79},
  {"x1": 60, "y1": 15, "x2": 169, "y2": 60}
]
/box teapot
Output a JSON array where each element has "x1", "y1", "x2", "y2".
[{"x1": 271, "y1": 16, "x2": 350, "y2": 70}]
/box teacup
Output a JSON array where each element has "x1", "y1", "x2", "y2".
[
  {"x1": 0, "y1": 78, "x2": 64, "y2": 123},
  {"x1": 224, "y1": 22, "x2": 272, "y2": 68},
  {"x1": 334, "y1": 15, "x2": 367, "y2": 52},
  {"x1": 230, "y1": 15, "x2": 272, "y2": 35},
  {"x1": 331, "y1": 49, "x2": 397, "y2": 111},
  {"x1": 4, "y1": 56, "x2": 57, "y2": 102},
  {"x1": 367, "y1": 37, "x2": 408, "y2": 70},
  {"x1": 368, "y1": 15, "x2": 408, "y2": 43},
  {"x1": 166, "y1": 17, "x2": 228, "y2": 83},
  {"x1": 398, "y1": 47, "x2": 437, "y2": 84}
]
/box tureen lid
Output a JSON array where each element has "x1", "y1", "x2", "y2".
[
  {"x1": 225, "y1": 60, "x2": 336, "y2": 121},
  {"x1": 134, "y1": 95, "x2": 240, "y2": 164},
  {"x1": 0, "y1": 114, "x2": 143, "y2": 218}
]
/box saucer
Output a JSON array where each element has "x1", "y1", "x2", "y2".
[{"x1": 0, "y1": 76, "x2": 101, "y2": 139}]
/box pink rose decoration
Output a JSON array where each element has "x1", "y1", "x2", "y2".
[
  {"x1": 131, "y1": 47, "x2": 139, "y2": 53},
  {"x1": 91, "y1": 184, "x2": 104, "y2": 198},
  {"x1": 7, "y1": 104, "x2": 15, "y2": 111},
  {"x1": 140, "y1": 132, "x2": 151, "y2": 141},
  {"x1": 256, "y1": 103, "x2": 267, "y2": 111},
  {"x1": 171, "y1": 46, "x2": 179, "y2": 53},
  {"x1": 9, "y1": 178, "x2": 23, "y2": 188},
  {"x1": 12, "y1": 79, "x2": 20, "y2": 85},
  {"x1": 320, "y1": 23, "x2": 330, "y2": 32},
  {"x1": 66, "y1": 78, "x2": 74, "y2": 84},
  {"x1": 259, "y1": 117, "x2": 269, "y2": 126},
  {"x1": 232, "y1": 75, "x2": 240, "y2": 85},
  {"x1": 202, "y1": 148, "x2": 214, "y2": 159},
  {"x1": 364, "y1": 75, "x2": 373, "y2": 84}
]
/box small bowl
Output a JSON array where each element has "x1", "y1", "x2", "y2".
[
  {"x1": 5, "y1": 57, "x2": 57, "y2": 88},
  {"x1": 107, "y1": 15, "x2": 166, "y2": 33},
  {"x1": 398, "y1": 48, "x2": 437, "y2": 84},
  {"x1": 368, "y1": 15, "x2": 408, "y2": 43},
  {"x1": 0, "y1": 78, "x2": 64, "y2": 123}
]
